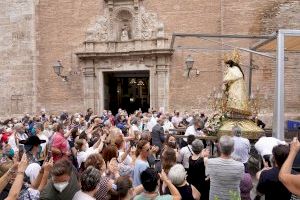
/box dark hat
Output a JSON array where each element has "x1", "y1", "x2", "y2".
[
  {"x1": 60, "y1": 112, "x2": 68, "y2": 121},
  {"x1": 19, "y1": 136, "x2": 46, "y2": 146}
]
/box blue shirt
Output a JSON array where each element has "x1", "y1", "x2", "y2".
[
  {"x1": 133, "y1": 159, "x2": 149, "y2": 187},
  {"x1": 232, "y1": 136, "x2": 250, "y2": 164}
]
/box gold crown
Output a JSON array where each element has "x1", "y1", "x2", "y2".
[{"x1": 224, "y1": 48, "x2": 241, "y2": 64}]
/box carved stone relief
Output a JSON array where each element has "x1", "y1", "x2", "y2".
[
  {"x1": 85, "y1": 0, "x2": 165, "y2": 44},
  {"x1": 86, "y1": 16, "x2": 109, "y2": 41},
  {"x1": 140, "y1": 7, "x2": 158, "y2": 40}
]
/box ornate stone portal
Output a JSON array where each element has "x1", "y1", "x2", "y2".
[{"x1": 76, "y1": 0, "x2": 173, "y2": 113}]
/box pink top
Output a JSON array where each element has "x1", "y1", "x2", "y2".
[{"x1": 52, "y1": 132, "x2": 69, "y2": 162}]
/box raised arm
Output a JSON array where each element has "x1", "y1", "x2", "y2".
[
  {"x1": 5, "y1": 154, "x2": 28, "y2": 200},
  {"x1": 94, "y1": 134, "x2": 107, "y2": 153},
  {"x1": 0, "y1": 166, "x2": 15, "y2": 193},
  {"x1": 38, "y1": 158, "x2": 53, "y2": 192},
  {"x1": 159, "y1": 170, "x2": 181, "y2": 200},
  {"x1": 118, "y1": 144, "x2": 131, "y2": 163},
  {"x1": 63, "y1": 130, "x2": 71, "y2": 138},
  {"x1": 279, "y1": 137, "x2": 300, "y2": 196},
  {"x1": 31, "y1": 167, "x2": 44, "y2": 189}
]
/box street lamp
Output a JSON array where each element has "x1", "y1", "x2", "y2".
[
  {"x1": 185, "y1": 55, "x2": 195, "y2": 70},
  {"x1": 52, "y1": 60, "x2": 68, "y2": 81},
  {"x1": 185, "y1": 55, "x2": 199, "y2": 78}
]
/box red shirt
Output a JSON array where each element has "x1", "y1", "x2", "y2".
[
  {"x1": 109, "y1": 116, "x2": 115, "y2": 126},
  {"x1": 1, "y1": 132, "x2": 11, "y2": 144}
]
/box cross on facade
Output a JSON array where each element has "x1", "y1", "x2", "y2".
[{"x1": 11, "y1": 95, "x2": 23, "y2": 114}]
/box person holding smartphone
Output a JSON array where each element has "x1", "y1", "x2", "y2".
[
  {"x1": 19, "y1": 136, "x2": 46, "y2": 184},
  {"x1": 279, "y1": 137, "x2": 300, "y2": 197}
]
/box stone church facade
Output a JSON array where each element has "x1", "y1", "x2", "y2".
[{"x1": 0, "y1": 0, "x2": 300, "y2": 126}]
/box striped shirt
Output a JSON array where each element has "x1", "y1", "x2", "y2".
[{"x1": 206, "y1": 157, "x2": 244, "y2": 200}]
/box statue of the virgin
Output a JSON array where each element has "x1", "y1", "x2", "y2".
[
  {"x1": 223, "y1": 49, "x2": 251, "y2": 115},
  {"x1": 120, "y1": 24, "x2": 129, "y2": 41},
  {"x1": 216, "y1": 49, "x2": 264, "y2": 139}
]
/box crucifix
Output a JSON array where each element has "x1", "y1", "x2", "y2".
[{"x1": 11, "y1": 95, "x2": 23, "y2": 114}]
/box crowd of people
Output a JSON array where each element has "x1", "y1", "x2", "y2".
[{"x1": 0, "y1": 108, "x2": 299, "y2": 200}]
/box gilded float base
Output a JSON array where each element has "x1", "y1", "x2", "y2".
[{"x1": 218, "y1": 119, "x2": 264, "y2": 139}]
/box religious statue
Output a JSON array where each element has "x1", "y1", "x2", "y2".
[
  {"x1": 223, "y1": 49, "x2": 250, "y2": 115},
  {"x1": 120, "y1": 24, "x2": 129, "y2": 41},
  {"x1": 208, "y1": 49, "x2": 265, "y2": 139}
]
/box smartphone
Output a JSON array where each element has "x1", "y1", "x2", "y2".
[
  {"x1": 155, "y1": 155, "x2": 161, "y2": 161},
  {"x1": 46, "y1": 150, "x2": 52, "y2": 161},
  {"x1": 18, "y1": 144, "x2": 25, "y2": 161}
]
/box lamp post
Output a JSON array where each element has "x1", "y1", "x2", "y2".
[
  {"x1": 53, "y1": 61, "x2": 63, "y2": 76},
  {"x1": 185, "y1": 55, "x2": 199, "y2": 78},
  {"x1": 185, "y1": 55, "x2": 194, "y2": 70},
  {"x1": 52, "y1": 61, "x2": 68, "y2": 81}
]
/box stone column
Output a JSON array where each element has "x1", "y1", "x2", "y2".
[
  {"x1": 149, "y1": 67, "x2": 157, "y2": 110},
  {"x1": 83, "y1": 60, "x2": 96, "y2": 112},
  {"x1": 156, "y1": 64, "x2": 169, "y2": 111}
]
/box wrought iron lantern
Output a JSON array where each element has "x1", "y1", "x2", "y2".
[
  {"x1": 184, "y1": 55, "x2": 199, "y2": 78},
  {"x1": 52, "y1": 61, "x2": 68, "y2": 81}
]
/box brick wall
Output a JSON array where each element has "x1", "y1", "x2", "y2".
[
  {"x1": 2, "y1": 0, "x2": 299, "y2": 126},
  {"x1": 35, "y1": 0, "x2": 300, "y2": 124},
  {"x1": 35, "y1": 0, "x2": 104, "y2": 114}
]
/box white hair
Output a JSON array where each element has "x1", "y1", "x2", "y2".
[
  {"x1": 14, "y1": 123, "x2": 23, "y2": 130},
  {"x1": 232, "y1": 126, "x2": 242, "y2": 137},
  {"x1": 219, "y1": 135, "x2": 234, "y2": 156},
  {"x1": 104, "y1": 120, "x2": 111, "y2": 127},
  {"x1": 168, "y1": 164, "x2": 186, "y2": 186}
]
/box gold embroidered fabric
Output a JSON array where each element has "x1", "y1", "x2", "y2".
[{"x1": 223, "y1": 66, "x2": 250, "y2": 115}]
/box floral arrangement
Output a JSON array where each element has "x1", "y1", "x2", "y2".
[{"x1": 204, "y1": 113, "x2": 227, "y2": 136}]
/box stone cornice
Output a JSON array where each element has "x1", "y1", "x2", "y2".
[{"x1": 75, "y1": 48, "x2": 174, "y2": 59}]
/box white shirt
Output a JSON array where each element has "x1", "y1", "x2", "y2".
[
  {"x1": 77, "y1": 147, "x2": 98, "y2": 168},
  {"x1": 132, "y1": 124, "x2": 139, "y2": 132},
  {"x1": 7, "y1": 133, "x2": 28, "y2": 152},
  {"x1": 232, "y1": 136, "x2": 250, "y2": 163},
  {"x1": 186, "y1": 116, "x2": 193, "y2": 123},
  {"x1": 25, "y1": 163, "x2": 41, "y2": 184},
  {"x1": 184, "y1": 125, "x2": 204, "y2": 142},
  {"x1": 147, "y1": 116, "x2": 157, "y2": 132},
  {"x1": 163, "y1": 120, "x2": 175, "y2": 133},
  {"x1": 255, "y1": 136, "x2": 286, "y2": 156},
  {"x1": 43, "y1": 129, "x2": 53, "y2": 140},
  {"x1": 8, "y1": 135, "x2": 18, "y2": 152},
  {"x1": 37, "y1": 134, "x2": 49, "y2": 153},
  {"x1": 172, "y1": 116, "x2": 183, "y2": 127},
  {"x1": 117, "y1": 150, "x2": 132, "y2": 166},
  {"x1": 178, "y1": 145, "x2": 194, "y2": 168},
  {"x1": 73, "y1": 190, "x2": 95, "y2": 200}
]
